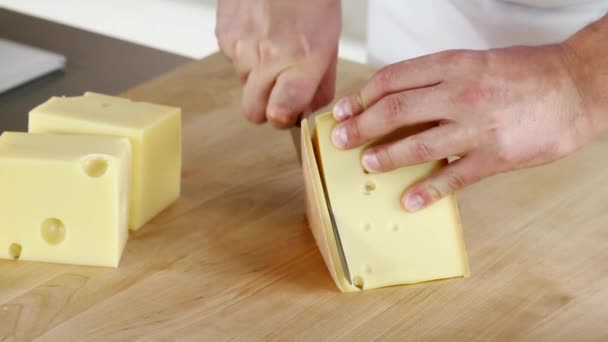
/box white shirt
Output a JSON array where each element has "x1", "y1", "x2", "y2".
[{"x1": 367, "y1": 0, "x2": 608, "y2": 66}]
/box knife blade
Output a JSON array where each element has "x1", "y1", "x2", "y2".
[
  {"x1": 290, "y1": 110, "x2": 353, "y2": 286},
  {"x1": 290, "y1": 111, "x2": 309, "y2": 165},
  {"x1": 290, "y1": 117, "x2": 303, "y2": 165}
]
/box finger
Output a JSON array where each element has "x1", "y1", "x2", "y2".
[
  {"x1": 242, "y1": 65, "x2": 284, "y2": 124},
  {"x1": 266, "y1": 58, "x2": 327, "y2": 129},
  {"x1": 233, "y1": 39, "x2": 260, "y2": 80},
  {"x1": 401, "y1": 154, "x2": 490, "y2": 212},
  {"x1": 332, "y1": 50, "x2": 450, "y2": 121},
  {"x1": 331, "y1": 85, "x2": 450, "y2": 149},
  {"x1": 217, "y1": 38, "x2": 234, "y2": 63},
  {"x1": 216, "y1": 27, "x2": 238, "y2": 63},
  {"x1": 215, "y1": 28, "x2": 235, "y2": 59},
  {"x1": 361, "y1": 123, "x2": 475, "y2": 173},
  {"x1": 310, "y1": 53, "x2": 338, "y2": 111}
]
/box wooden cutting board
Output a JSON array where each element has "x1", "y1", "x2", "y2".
[{"x1": 2, "y1": 52, "x2": 608, "y2": 341}]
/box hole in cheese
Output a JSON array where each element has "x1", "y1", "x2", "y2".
[
  {"x1": 390, "y1": 224, "x2": 399, "y2": 232},
  {"x1": 9, "y1": 243, "x2": 22, "y2": 259},
  {"x1": 81, "y1": 156, "x2": 109, "y2": 178},
  {"x1": 364, "y1": 181, "x2": 376, "y2": 194},
  {"x1": 41, "y1": 218, "x2": 66, "y2": 245},
  {"x1": 101, "y1": 103, "x2": 111, "y2": 108},
  {"x1": 363, "y1": 223, "x2": 371, "y2": 232},
  {"x1": 353, "y1": 275, "x2": 365, "y2": 290}
]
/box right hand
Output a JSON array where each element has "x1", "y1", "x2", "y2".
[{"x1": 216, "y1": 0, "x2": 341, "y2": 128}]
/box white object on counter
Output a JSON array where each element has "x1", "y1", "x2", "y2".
[
  {"x1": 0, "y1": 38, "x2": 65, "y2": 94},
  {"x1": 0, "y1": 0, "x2": 367, "y2": 63}
]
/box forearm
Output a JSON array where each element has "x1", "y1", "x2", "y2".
[{"x1": 563, "y1": 14, "x2": 608, "y2": 135}]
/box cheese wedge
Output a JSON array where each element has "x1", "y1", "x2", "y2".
[
  {"x1": 0, "y1": 132, "x2": 131, "y2": 267},
  {"x1": 305, "y1": 113, "x2": 469, "y2": 291},
  {"x1": 29, "y1": 92, "x2": 181, "y2": 230}
]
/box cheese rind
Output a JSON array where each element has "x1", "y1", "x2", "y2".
[
  {"x1": 29, "y1": 92, "x2": 182, "y2": 230},
  {"x1": 310, "y1": 113, "x2": 469, "y2": 290},
  {"x1": 0, "y1": 132, "x2": 131, "y2": 267}
]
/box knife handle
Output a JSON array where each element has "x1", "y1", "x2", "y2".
[{"x1": 294, "y1": 114, "x2": 304, "y2": 127}]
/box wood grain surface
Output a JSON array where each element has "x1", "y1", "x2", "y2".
[{"x1": 2, "y1": 52, "x2": 608, "y2": 341}]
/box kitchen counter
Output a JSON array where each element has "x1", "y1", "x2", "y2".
[{"x1": 2, "y1": 50, "x2": 608, "y2": 340}]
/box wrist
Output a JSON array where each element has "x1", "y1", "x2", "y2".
[{"x1": 561, "y1": 15, "x2": 608, "y2": 136}]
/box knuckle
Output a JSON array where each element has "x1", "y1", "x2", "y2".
[
  {"x1": 444, "y1": 171, "x2": 468, "y2": 192},
  {"x1": 279, "y1": 78, "x2": 316, "y2": 107},
  {"x1": 234, "y1": 39, "x2": 253, "y2": 61},
  {"x1": 442, "y1": 49, "x2": 479, "y2": 66},
  {"x1": 270, "y1": 81, "x2": 313, "y2": 115},
  {"x1": 257, "y1": 40, "x2": 276, "y2": 64},
  {"x1": 487, "y1": 127, "x2": 516, "y2": 165},
  {"x1": 345, "y1": 119, "x2": 363, "y2": 143},
  {"x1": 455, "y1": 83, "x2": 496, "y2": 107},
  {"x1": 494, "y1": 149, "x2": 511, "y2": 165},
  {"x1": 484, "y1": 115, "x2": 502, "y2": 134},
  {"x1": 285, "y1": 78, "x2": 314, "y2": 98},
  {"x1": 409, "y1": 138, "x2": 435, "y2": 162},
  {"x1": 372, "y1": 67, "x2": 396, "y2": 93},
  {"x1": 382, "y1": 95, "x2": 407, "y2": 123},
  {"x1": 495, "y1": 146, "x2": 516, "y2": 165},
  {"x1": 375, "y1": 146, "x2": 397, "y2": 171}
]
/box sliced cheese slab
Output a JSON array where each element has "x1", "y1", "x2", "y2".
[
  {"x1": 302, "y1": 118, "x2": 358, "y2": 292},
  {"x1": 0, "y1": 132, "x2": 131, "y2": 267},
  {"x1": 309, "y1": 113, "x2": 469, "y2": 291},
  {"x1": 29, "y1": 92, "x2": 181, "y2": 230}
]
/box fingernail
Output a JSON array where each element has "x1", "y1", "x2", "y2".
[
  {"x1": 333, "y1": 98, "x2": 353, "y2": 121},
  {"x1": 332, "y1": 125, "x2": 348, "y2": 148},
  {"x1": 362, "y1": 151, "x2": 380, "y2": 172},
  {"x1": 403, "y1": 193, "x2": 424, "y2": 212}
]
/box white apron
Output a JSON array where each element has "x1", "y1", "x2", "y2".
[{"x1": 367, "y1": 0, "x2": 608, "y2": 66}]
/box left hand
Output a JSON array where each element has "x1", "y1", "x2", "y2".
[{"x1": 330, "y1": 45, "x2": 599, "y2": 212}]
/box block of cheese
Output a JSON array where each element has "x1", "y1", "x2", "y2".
[
  {"x1": 29, "y1": 92, "x2": 181, "y2": 230},
  {"x1": 0, "y1": 132, "x2": 131, "y2": 267},
  {"x1": 305, "y1": 113, "x2": 469, "y2": 291}
]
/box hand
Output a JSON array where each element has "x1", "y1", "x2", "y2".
[
  {"x1": 216, "y1": 0, "x2": 341, "y2": 128},
  {"x1": 330, "y1": 44, "x2": 601, "y2": 212}
]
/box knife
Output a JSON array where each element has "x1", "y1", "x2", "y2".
[
  {"x1": 289, "y1": 110, "x2": 353, "y2": 285},
  {"x1": 290, "y1": 111, "x2": 308, "y2": 165}
]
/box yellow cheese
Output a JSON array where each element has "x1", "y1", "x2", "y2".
[
  {"x1": 29, "y1": 92, "x2": 182, "y2": 230},
  {"x1": 308, "y1": 113, "x2": 469, "y2": 291},
  {"x1": 0, "y1": 132, "x2": 131, "y2": 267},
  {"x1": 301, "y1": 118, "x2": 358, "y2": 292}
]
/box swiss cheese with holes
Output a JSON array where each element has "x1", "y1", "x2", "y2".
[
  {"x1": 29, "y1": 92, "x2": 181, "y2": 230},
  {"x1": 303, "y1": 113, "x2": 469, "y2": 291},
  {"x1": 0, "y1": 132, "x2": 131, "y2": 267}
]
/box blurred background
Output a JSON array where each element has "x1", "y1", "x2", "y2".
[{"x1": 0, "y1": 0, "x2": 368, "y2": 63}]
